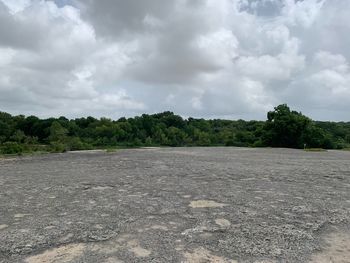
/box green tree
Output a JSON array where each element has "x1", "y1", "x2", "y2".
[
  {"x1": 263, "y1": 104, "x2": 311, "y2": 148},
  {"x1": 302, "y1": 124, "x2": 333, "y2": 149},
  {"x1": 10, "y1": 130, "x2": 26, "y2": 143},
  {"x1": 49, "y1": 121, "x2": 68, "y2": 142},
  {"x1": 166, "y1": 127, "x2": 187, "y2": 146},
  {"x1": 48, "y1": 121, "x2": 69, "y2": 152},
  {"x1": 193, "y1": 129, "x2": 211, "y2": 146}
]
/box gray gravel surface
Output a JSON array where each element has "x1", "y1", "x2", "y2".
[{"x1": 0, "y1": 147, "x2": 349, "y2": 262}]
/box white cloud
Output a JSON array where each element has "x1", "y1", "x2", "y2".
[
  {"x1": 0, "y1": 0, "x2": 349, "y2": 120},
  {"x1": 313, "y1": 51, "x2": 349, "y2": 73},
  {"x1": 0, "y1": 0, "x2": 31, "y2": 14},
  {"x1": 282, "y1": 0, "x2": 326, "y2": 28}
]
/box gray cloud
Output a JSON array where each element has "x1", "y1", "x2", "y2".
[
  {"x1": 76, "y1": 0, "x2": 176, "y2": 38},
  {"x1": 0, "y1": 2, "x2": 43, "y2": 49},
  {"x1": 0, "y1": 0, "x2": 349, "y2": 120},
  {"x1": 239, "y1": 0, "x2": 284, "y2": 16}
]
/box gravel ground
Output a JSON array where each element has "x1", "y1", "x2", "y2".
[{"x1": 0, "y1": 147, "x2": 349, "y2": 263}]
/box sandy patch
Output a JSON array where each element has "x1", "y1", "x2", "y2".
[
  {"x1": 25, "y1": 243, "x2": 86, "y2": 263},
  {"x1": 127, "y1": 240, "x2": 151, "y2": 257},
  {"x1": 102, "y1": 257, "x2": 124, "y2": 263},
  {"x1": 309, "y1": 231, "x2": 350, "y2": 263},
  {"x1": 189, "y1": 200, "x2": 227, "y2": 208},
  {"x1": 215, "y1": 218, "x2": 231, "y2": 228},
  {"x1": 184, "y1": 248, "x2": 237, "y2": 263},
  {"x1": 91, "y1": 242, "x2": 122, "y2": 255},
  {"x1": 0, "y1": 224, "x2": 8, "y2": 230},
  {"x1": 91, "y1": 235, "x2": 151, "y2": 258},
  {"x1": 26, "y1": 234, "x2": 150, "y2": 261}
]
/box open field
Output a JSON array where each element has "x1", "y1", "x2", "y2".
[{"x1": 0, "y1": 147, "x2": 350, "y2": 262}]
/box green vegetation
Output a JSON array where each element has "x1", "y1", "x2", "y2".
[
  {"x1": 0, "y1": 104, "x2": 349, "y2": 155},
  {"x1": 304, "y1": 148, "x2": 327, "y2": 152}
]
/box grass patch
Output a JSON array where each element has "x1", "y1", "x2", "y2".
[
  {"x1": 304, "y1": 148, "x2": 327, "y2": 152},
  {"x1": 104, "y1": 145, "x2": 138, "y2": 152},
  {"x1": 0, "y1": 150, "x2": 50, "y2": 158},
  {"x1": 105, "y1": 148, "x2": 118, "y2": 153}
]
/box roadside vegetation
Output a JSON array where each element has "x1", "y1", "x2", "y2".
[{"x1": 0, "y1": 104, "x2": 349, "y2": 155}]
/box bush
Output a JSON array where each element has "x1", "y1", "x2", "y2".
[
  {"x1": 304, "y1": 148, "x2": 326, "y2": 152},
  {"x1": 225, "y1": 140, "x2": 248, "y2": 147},
  {"x1": 50, "y1": 142, "x2": 68, "y2": 153},
  {"x1": 253, "y1": 140, "x2": 265, "y2": 147},
  {"x1": 0, "y1": 142, "x2": 23, "y2": 155},
  {"x1": 68, "y1": 137, "x2": 92, "y2": 151}
]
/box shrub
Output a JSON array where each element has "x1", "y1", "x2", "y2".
[
  {"x1": 50, "y1": 142, "x2": 68, "y2": 153},
  {"x1": 68, "y1": 137, "x2": 91, "y2": 151},
  {"x1": 0, "y1": 142, "x2": 23, "y2": 155}
]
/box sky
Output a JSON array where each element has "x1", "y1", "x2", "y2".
[{"x1": 0, "y1": 0, "x2": 349, "y2": 121}]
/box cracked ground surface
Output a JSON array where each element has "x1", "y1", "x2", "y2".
[{"x1": 0, "y1": 147, "x2": 350, "y2": 262}]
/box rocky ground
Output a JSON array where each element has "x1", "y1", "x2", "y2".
[{"x1": 0, "y1": 147, "x2": 349, "y2": 262}]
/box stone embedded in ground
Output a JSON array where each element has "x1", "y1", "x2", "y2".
[
  {"x1": 14, "y1": 213, "x2": 31, "y2": 218},
  {"x1": 189, "y1": 200, "x2": 227, "y2": 208},
  {"x1": 215, "y1": 218, "x2": 231, "y2": 228},
  {"x1": 150, "y1": 225, "x2": 168, "y2": 231}
]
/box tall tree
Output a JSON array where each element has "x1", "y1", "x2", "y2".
[{"x1": 263, "y1": 104, "x2": 311, "y2": 148}]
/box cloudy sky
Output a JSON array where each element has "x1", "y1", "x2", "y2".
[{"x1": 0, "y1": 0, "x2": 349, "y2": 121}]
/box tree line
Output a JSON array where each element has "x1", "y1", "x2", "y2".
[{"x1": 0, "y1": 104, "x2": 349, "y2": 155}]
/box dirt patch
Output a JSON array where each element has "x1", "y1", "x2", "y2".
[
  {"x1": 189, "y1": 200, "x2": 227, "y2": 208},
  {"x1": 309, "y1": 231, "x2": 350, "y2": 263},
  {"x1": 184, "y1": 248, "x2": 238, "y2": 263},
  {"x1": 25, "y1": 243, "x2": 86, "y2": 263}
]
